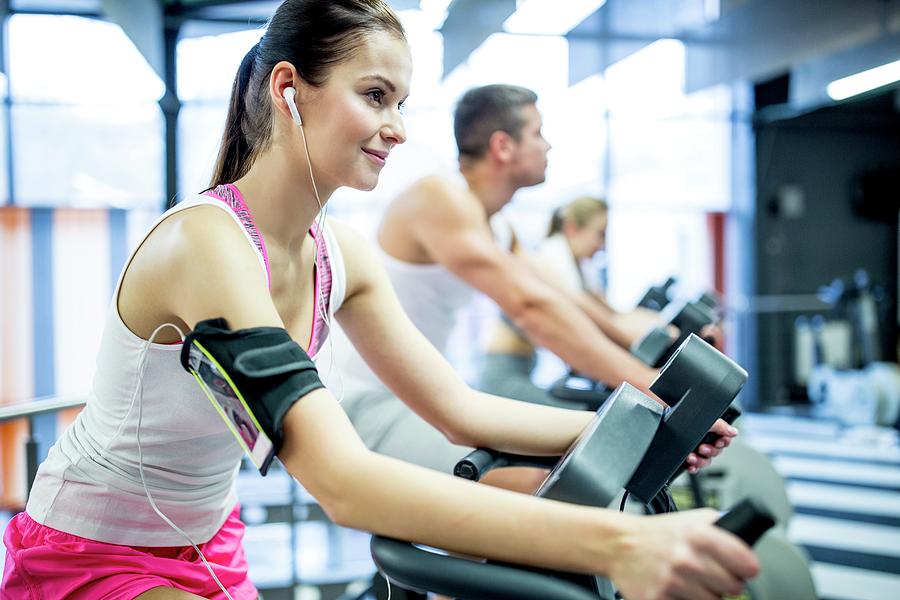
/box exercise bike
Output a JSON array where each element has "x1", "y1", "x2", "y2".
[
  {"x1": 548, "y1": 293, "x2": 721, "y2": 410},
  {"x1": 370, "y1": 335, "x2": 774, "y2": 599}
]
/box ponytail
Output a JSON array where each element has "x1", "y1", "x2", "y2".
[
  {"x1": 210, "y1": 42, "x2": 261, "y2": 188},
  {"x1": 546, "y1": 208, "x2": 564, "y2": 237},
  {"x1": 547, "y1": 196, "x2": 608, "y2": 238}
]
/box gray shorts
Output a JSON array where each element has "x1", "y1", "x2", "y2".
[
  {"x1": 477, "y1": 353, "x2": 560, "y2": 406},
  {"x1": 340, "y1": 385, "x2": 473, "y2": 474}
]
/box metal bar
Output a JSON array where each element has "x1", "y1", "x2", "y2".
[
  {"x1": 0, "y1": 395, "x2": 87, "y2": 423},
  {"x1": 26, "y1": 420, "x2": 38, "y2": 501},
  {"x1": 729, "y1": 294, "x2": 831, "y2": 314},
  {"x1": 161, "y1": 20, "x2": 181, "y2": 209},
  {"x1": 2, "y1": 0, "x2": 13, "y2": 207}
]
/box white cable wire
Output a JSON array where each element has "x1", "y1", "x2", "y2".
[
  {"x1": 134, "y1": 323, "x2": 236, "y2": 600},
  {"x1": 298, "y1": 119, "x2": 344, "y2": 403},
  {"x1": 123, "y1": 114, "x2": 342, "y2": 600}
]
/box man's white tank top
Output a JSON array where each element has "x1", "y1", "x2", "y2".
[
  {"x1": 325, "y1": 210, "x2": 518, "y2": 392},
  {"x1": 25, "y1": 191, "x2": 346, "y2": 546},
  {"x1": 323, "y1": 249, "x2": 472, "y2": 393},
  {"x1": 381, "y1": 251, "x2": 474, "y2": 355}
]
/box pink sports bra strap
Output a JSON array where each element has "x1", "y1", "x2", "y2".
[
  {"x1": 204, "y1": 183, "x2": 272, "y2": 288},
  {"x1": 308, "y1": 220, "x2": 333, "y2": 357}
]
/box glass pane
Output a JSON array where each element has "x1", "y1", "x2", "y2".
[
  {"x1": 608, "y1": 115, "x2": 731, "y2": 210},
  {"x1": 11, "y1": 0, "x2": 101, "y2": 12},
  {"x1": 12, "y1": 104, "x2": 164, "y2": 208},
  {"x1": 177, "y1": 29, "x2": 263, "y2": 103},
  {"x1": 8, "y1": 14, "x2": 164, "y2": 104},
  {"x1": 605, "y1": 211, "x2": 713, "y2": 309},
  {"x1": 442, "y1": 33, "x2": 569, "y2": 107},
  {"x1": 605, "y1": 39, "x2": 733, "y2": 211},
  {"x1": 0, "y1": 75, "x2": 9, "y2": 204},
  {"x1": 606, "y1": 39, "x2": 685, "y2": 119},
  {"x1": 177, "y1": 103, "x2": 229, "y2": 198}
]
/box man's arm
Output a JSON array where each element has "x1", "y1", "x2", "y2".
[
  {"x1": 404, "y1": 177, "x2": 657, "y2": 394},
  {"x1": 520, "y1": 250, "x2": 661, "y2": 348},
  {"x1": 333, "y1": 219, "x2": 594, "y2": 455}
]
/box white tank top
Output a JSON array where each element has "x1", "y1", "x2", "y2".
[
  {"x1": 323, "y1": 249, "x2": 472, "y2": 394},
  {"x1": 537, "y1": 234, "x2": 584, "y2": 293},
  {"x1": 381, "y1": 250, "x2": 473, "y2": 354},
  {"x1": 26, "y1": 193, "x2": 346, "y2": 546}
]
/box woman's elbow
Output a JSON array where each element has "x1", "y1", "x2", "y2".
[
  {"x1": 319, "y1": 494, "x2": 356, "y2": 529},
  {"x1": 443, "y1": 424, "x2": 475, "y2": 448},
  {"x1": 295, "y1": 448, "x2": 372, "y2": 528}
]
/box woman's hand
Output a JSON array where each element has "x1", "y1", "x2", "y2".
[
  {"x1": 685, "y1": 418, "x2": 738, "y2": 473},
  {"x1": 608, "y1": 508, "x2": 759, "y2": 600}
]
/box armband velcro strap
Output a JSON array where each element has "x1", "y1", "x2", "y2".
[{"x1": 180, "y1": 317, "x2": 325, "y2": 475}]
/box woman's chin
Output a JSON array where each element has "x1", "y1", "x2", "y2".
[{"x1": 349, "y1": 176, "x2": 379, "y2": 192}]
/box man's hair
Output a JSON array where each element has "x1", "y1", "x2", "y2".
[{"x1": 453, "y1": 84, "x2": 538, "y2": 160}]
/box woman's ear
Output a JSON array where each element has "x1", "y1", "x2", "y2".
[
  {"x1": 269, "y1": 61, "x2": 304, "y2": 123},
  {"x1": 561, "y1": 219, "x2": 579, "y2": 238}
]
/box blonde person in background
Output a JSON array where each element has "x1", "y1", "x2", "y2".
[{"x1": 479, "y1": 195, "x2": 662, "y2": 405}]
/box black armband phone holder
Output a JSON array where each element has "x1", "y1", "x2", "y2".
[{"x1": 180, "y1": 317, "x2": 324, "y2": 475}]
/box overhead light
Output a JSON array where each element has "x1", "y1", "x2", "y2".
[
  {"x1": 826, "y1": 58, "x2": 900, "y2": 101},
  {"x1": 503, "y1": 0, "x2": 606, "y2": 35}
]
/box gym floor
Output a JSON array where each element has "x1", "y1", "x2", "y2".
[{"x1": 739, "y1": 413, "x2": 900, "y2": 600}]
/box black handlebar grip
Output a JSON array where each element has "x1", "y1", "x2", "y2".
[
  {"x1": 669, "y1": 404, "x2": 742, "y2": 483},
  {"x1": 701, "y1": 404, "x2": 742, "y2": 446},
  {"x1": 454, "y1": 449, "x2": 560, "y2": 481},
  {"x1": 715, "y1": 497, "x2": 776, "y2": 547},
  {"x1": 454, "y1": 448, "x2": 504, "y2": 481}
]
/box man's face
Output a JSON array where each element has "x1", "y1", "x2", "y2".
[{"x1": 509, "y1": 104, "x2": 551, "y2": 188}]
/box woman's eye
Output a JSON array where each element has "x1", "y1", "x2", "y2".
[{"x1": 367, "y1": 90, "x2": 384, "y2": 104}]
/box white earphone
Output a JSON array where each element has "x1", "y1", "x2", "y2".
[{"x1": 283, "y1": 86, "x2": 302, "y2": 126}]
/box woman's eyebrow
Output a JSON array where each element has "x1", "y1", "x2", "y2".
[{"x1": 360, "y1": 74, "x2": 396, "y2": 93}]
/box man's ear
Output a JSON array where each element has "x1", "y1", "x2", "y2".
[{"x1": 487, "y1": 130, "x2": 515, "y2": 163}]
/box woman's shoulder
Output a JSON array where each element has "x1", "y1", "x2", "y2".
[
  {"x1": 134, "y1": 199, "x2": 266, "y2": 300},
  {"x1": 118, "y1": 199, "x2": 269, "y2": 339},
  {"x1": 156, "y1": 201, "x2": 253, "y2": 259}
]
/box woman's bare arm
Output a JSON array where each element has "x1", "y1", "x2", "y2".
[{"x1": 332, "y1": 220, "x2": 594, "y2": 454}]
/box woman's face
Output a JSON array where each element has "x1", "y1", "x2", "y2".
[
  {"x1": 300, "y1": 30, "x2": 412, "y2": 192},
  {"x1": 567, "y1": 211, "x2": 607, "y2": 259}
]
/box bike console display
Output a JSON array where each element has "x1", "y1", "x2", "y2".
[{"x1": 626, "y1": 334, "x2": 748, "y2": 503}]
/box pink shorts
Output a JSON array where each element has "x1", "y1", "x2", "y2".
[{"x1": 1, "y1": 505, "x2": 257, "y2": 599}]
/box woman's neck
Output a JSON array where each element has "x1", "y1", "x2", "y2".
[
  {"x1": 563, "y1": 234, "x2": 582, "y2": 261},
  {"x1": 232, "y1": 144, "x2": 332, "y2": 253}
]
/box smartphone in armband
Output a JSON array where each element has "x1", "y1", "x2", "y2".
[{"x1": 185, "y1": 342, "x2": 276, "y2": 473}]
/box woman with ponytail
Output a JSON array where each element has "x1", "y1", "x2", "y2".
[{"x1": 3, "y1": 2, "x2": 759, "y2": 599}]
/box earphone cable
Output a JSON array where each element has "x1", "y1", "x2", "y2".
[
  {"x1": 135, "y1": 323, "x2": 236, "y2": 600},
  {"x1": 298, "y1": 115, "x2": 343, "y2": 402}
]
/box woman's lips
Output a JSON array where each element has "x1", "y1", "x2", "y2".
[{"x1": 362, "y1": 148, "x2": 388, "y2": 166}]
